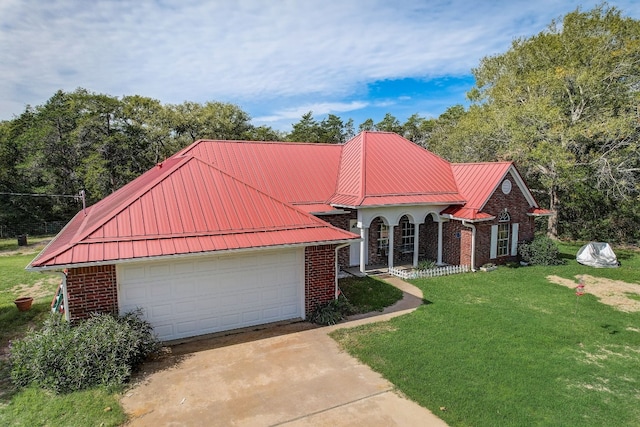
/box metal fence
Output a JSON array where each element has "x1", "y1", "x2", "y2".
[{"x1": 0, "y1": 221, "x2": 67, "y2": 238}]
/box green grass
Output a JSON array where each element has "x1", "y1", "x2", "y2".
[
  {"x1": 339, "y1": 275, "x2": 403, "y2": 313},
  {"x1": 0, "y1": 242, "x2": 127, "y2": 427},
  {"x1": 0, "y1": 236, "x2": 52, "y2": 253},
  {"x1": 331, "y1": 243, "x2": 640, "y2": 426},
  {"x1": 0, "y1": 387, "x2": 125, "y2": 427},
  {"x1": 0, "y1": 249, "x2": 59, "y2": 356}
]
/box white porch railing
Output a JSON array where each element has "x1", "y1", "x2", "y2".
[{"x1": 389, "y1": 265, "x2": 470, "y2": 280}]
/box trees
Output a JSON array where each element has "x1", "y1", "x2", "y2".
[
  {"x1": 168, "y1": 101, "x2": 253, "y2": 144},
  {"x1": 428, "y1": 4, "x2": 640, "y2": 241},
  {"x1": 287, "y1": 112, "x2": 353, "y2": 143},
  {"x1": 0, "y1": 90, "x2": 280, "y2": 229}
]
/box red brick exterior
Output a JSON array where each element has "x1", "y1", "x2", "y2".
[
  {"x1": 440, "y1": 177, "x2": 538, "y2": 268},
  {"x1": 367, "y1": 217, "x2": 386, "y2": 265},
  {"x1": 65, "y1": 265, "x2": 118, "y2": 322},
  {"x1": 320, "y1": 211, "x2": 357, "y2": 268},
  {"x1": 442, "y1": 221, "x2": 472, "y2": 266},
  {"x1": 473, "y1": 178, "x2": 537, "y2": 266},
  {"x1": 419, "y1": 215, "x2": 439, "y2": 262},
  {"x1": 305, "y1": 244, "x2": 337, "y2": 315}
]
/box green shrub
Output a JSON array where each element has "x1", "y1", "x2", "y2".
[
  {"x1": 10, "y1": 310, "x2": 160, "y2": 393},
  {"x1": 309, "y1": 295, "x2": 356, "y2": 326},
  {"x1": 417, "y1": 259, "x2": 437, "y2": 270},
  {"x1": 518, "y1": 236, "x2": 565, "y2": 266}
]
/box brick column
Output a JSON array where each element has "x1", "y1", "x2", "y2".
[
  {"x1": 305, "y1": 245, "x2": 337, "y2": 315},
  {"x1": 65, "y1": 265, "x2": 118, "y2": 322}
]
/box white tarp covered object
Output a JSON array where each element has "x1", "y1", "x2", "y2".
[{"x1": 576, "y1": 242, "x2": 619, "y2": 268}]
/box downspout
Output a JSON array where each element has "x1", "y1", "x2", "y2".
[
  {"x1": 335, "y1": 243, "x2": 351, "y2": 298},
  {"x1": 461, "y1": 220, "x2": 477, "y2": 272}
]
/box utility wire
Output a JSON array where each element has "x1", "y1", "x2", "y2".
[{"x1": 0, "y1": 192, "x2": 81, "y2": 198}]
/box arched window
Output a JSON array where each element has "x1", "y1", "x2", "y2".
[
  {"x1": 378, "y1": 223, "x2": 389, "y2": 255},
  {"x1": 497, "y1": 210, "x2": 510, "y2": 256},
  {"x1": 400, "y1": 217, "x2": 415, "y2": 254}
]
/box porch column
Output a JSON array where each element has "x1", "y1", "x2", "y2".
[
  {"x1": 359, "y1": 227, "x2": 368, "y2": 274},
  {"x1": 437, "y1": 220, "x2": 444, "y2": 265},
  {"x1": 412, "y1": 223, "x2": 420, "y2": 267},
  {"x1": 388, "y1": 225, "x2": 395, "y2": 269}
]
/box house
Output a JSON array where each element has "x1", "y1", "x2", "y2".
[{"x1": 28, "y1": 131, "x2": 551, "y2": 341}]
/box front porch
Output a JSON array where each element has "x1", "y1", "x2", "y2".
[
  {"x1": 347, "y1": 205, "x2": 450, "y2": 274},
  {"x1": 341, "y1": 263, "x2": 470, "y2": 280}
]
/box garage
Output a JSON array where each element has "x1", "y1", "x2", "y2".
[{"x1": 118, "y1": 248, "x2": 304, "y2": 341}]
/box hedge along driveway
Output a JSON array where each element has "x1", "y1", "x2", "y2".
[{"x1": 330, "y1": 245, "x2": 640, "y2": 426}]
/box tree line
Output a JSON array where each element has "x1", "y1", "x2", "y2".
[{"x1": 1, "y1": 4, "x2": 638, "y2": 243}]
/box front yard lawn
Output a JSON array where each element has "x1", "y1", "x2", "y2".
[
  {"x1": 339, "y1": 275, "x2": 403, "y2": 313},
  {"x1": 331, "y1": 243, "x2": 640, "y2": 426}
]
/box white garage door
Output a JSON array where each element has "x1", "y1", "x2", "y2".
[{"x1": 118, "y1": 248, "x2": 304, "y2": 341}]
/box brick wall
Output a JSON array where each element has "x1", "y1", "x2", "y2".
[
  {"x1": 474, "y1": 178, "x2": 537, "y2": 266},
  {"x1": 419, "y1": 216, "x2": 439, "y2": 261},
  {"x1": 305, "y1": 244, "x2": 337, "y2": 315},
  {"x1": 319, "y1": 211, "x2": 356, "y2": 268},
  {"x1": 367, "y1": 217, "x2": 386, "y2": 265},
  {"x1": 66, "y1": 265, "x2": 118, "y2": 322},
  {"x1": 442, "y1": 221, "x2": 462, "y2": 265}
]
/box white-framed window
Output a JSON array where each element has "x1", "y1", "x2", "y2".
[
  {"x1": 490, "y1": 210, "x2": 519, "y2": 259},
  {"x1": 401, "y1": 221, "x2": 415, "y2": 253},
  {"x1": 378, "y1": 223, "x2": 389, "y2": 254},
  {"x1": 497, "y1": 223, "x2": 510, "y2": 256}
]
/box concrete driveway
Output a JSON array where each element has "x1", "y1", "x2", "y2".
[{"x1": 122, "y1": 277, "x2": 447, "y2": 426}]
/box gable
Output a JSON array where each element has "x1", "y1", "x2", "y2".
[
  {"x1": 29, "y1": 156, "x2": 357, "y2": 269},
  {"x1": 444, "y1": 162, "x2": 547, "y2": 221}
]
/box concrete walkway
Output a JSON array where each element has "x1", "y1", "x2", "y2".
[{"x1": 122, "y1": 276, "x2": 446, "y2": 426}]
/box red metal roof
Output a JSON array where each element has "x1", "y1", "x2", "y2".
[
  {"x1": 331, "y1": 132, "x2": 465, "y2": 207},
  {"x1": 175, "y1": 140, "x2": 342, "y2": 205},
  {"x1": 443, "y1": 162, "x2": 545, "y2": 221},
  {"x1": 528, "y1": 207, "x2": 553, "y2": 216},
  {"x1": 30, "y1": 156, "x2": 357, "y2": 268},
  {"x1": 30, "y1": 131, "x2": 546, "y2": 269}
]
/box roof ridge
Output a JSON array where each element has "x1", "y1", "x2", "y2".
[
  {"x1": 31, "y1": 155, "x2": 357, "y2": 268},
  {"x1": 453, "y1": 161, "x2": 513, "y2": 166},
  {"x1": 358, "y1": 132, "x2": 367, "y2": 205},
  {"x1": 34, "y1": 157, "x2": 193, "y2": 265},
  {"x1": 191, "y1": 156, "x2": 344, "y2": 228}
]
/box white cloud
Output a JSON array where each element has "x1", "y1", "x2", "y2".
[
  {"x1": 253, "y1": 101, "x2": 368, "y2": 122},
  {"x1": 1, "y1": 0, "x2": 639, "y2": 120}
]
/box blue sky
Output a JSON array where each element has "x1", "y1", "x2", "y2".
[{"x1": 1, "y1": 0, "x2": 639, "y2": 131}]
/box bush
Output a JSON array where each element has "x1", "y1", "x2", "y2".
[
  {"x1": 309, "y1": 295, "x2": 356, "y2": 326},
  {"x1": 518, "y1": 236, "x2": 565, "y2": 266},
  {"x1": 417, "y1": 259, "x2": 437, "y2": 270},
  {"x1": 10, "y1": 310, "x2": 160, "y2": 393}
]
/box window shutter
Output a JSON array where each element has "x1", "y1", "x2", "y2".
[
  {"x1": 511, "y1": 223, "x2": 519, "y2": 256},
  {"x1": 490, "y1": 225, "x2": 498, "y2": 259}
]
